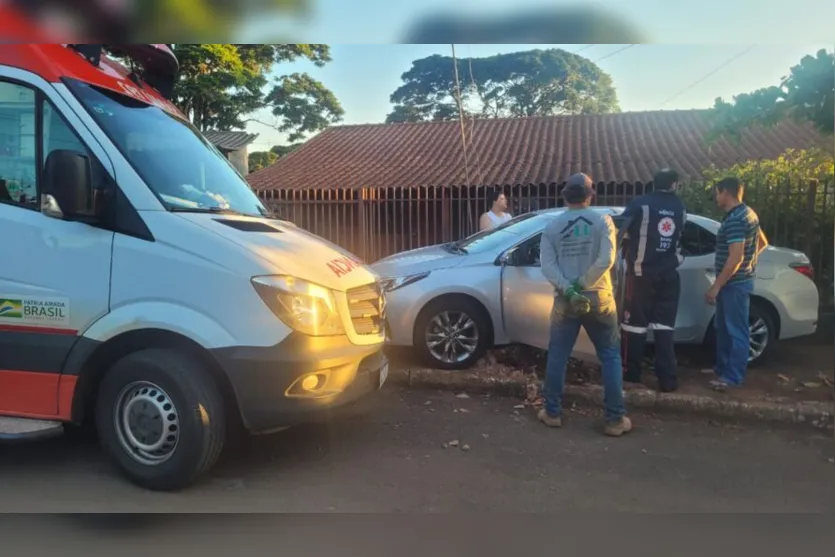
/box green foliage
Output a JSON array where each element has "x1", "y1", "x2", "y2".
[
  {"x1": 270, "y1": 143, "x2": 304, "y2": 157},
  {"x1": 249, "y1": 150, "x2": 279, "y2": 172},
  {"x1": 386, "y1": 48, "x2": 620, "y2": 123},
  {"x1": 709, "y1": 49, "x2": 834, "y2": 141},
  {"x1": 172, "y1": 44, "x2": 343, "y2": 140},
  {"x1": 680, "y1": 147, "x2": 834, "y2": 216}
]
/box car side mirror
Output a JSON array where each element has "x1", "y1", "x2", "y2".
[
  {"x1": 497, "y1": 247, "x2": 519, "y2": 266},
  {"x1": 41, "y1": 150, "x2": 105, "y2": 221}
]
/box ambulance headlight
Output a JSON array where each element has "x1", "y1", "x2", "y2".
[{"x1": 252, "y1": 275, "x2": 345, "y2": 336}]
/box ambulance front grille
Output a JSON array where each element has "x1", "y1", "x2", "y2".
[{"x1": 346, "y1": 282, "x2": 385, "y2": 336}]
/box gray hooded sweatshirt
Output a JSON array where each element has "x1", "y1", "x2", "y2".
[{"x1": 540, "y1": 207, "x2": 617, "y2": 309}]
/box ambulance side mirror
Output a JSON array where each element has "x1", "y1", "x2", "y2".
[{"x1": 42, "y1": 150, "x2": 105, "y2": 221}]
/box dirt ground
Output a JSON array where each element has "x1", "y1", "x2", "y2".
[{"x1": 389, "y1": 313, "x2": 834, "y2": 405}]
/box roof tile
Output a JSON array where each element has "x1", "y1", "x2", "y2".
[
  {"x1": 203, "y1": 130, "x2": 259, "y2": 151},
  {"x1": 247, "y1": 110, "x2": 829, "y2": 191}
]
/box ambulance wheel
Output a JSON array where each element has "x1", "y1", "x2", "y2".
[{"x1": 95, "y1": 348, "x2": 226, "y2": 491}]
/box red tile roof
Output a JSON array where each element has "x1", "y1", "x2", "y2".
[
  {"x1": 247, "y1": 110, "x2": 830, "y2": 191},
  {"x1": 203, "y1": 130, "x2": 259, "y2": 151}
]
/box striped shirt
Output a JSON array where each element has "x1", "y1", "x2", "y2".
[{"x1": 715, "y1": 203, "x2": 760, "y2": 284}]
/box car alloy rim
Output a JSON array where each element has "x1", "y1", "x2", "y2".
[
  {"x1": 748, "y1": 316, "x2": 769, "y2": 362},
  {"x1": 113, "y1": 381, "x2": 180, "y2": 466},
  {"x1": 425, "y1": 310, "x2": 479, "y2": 364}
]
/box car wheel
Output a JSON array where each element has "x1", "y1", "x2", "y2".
[
  {"x1": 95, "y1": 348, "x2": 226, "y2": 491},
  {"x1": 413, "y1": 297, "x2": 491, "y2": 370},
  {"x1": 747, "y1": 302, "x2": 776, "y2": 367},
  {"x1": 703, "y1": 301, "x2": 777, "y2": 368}
]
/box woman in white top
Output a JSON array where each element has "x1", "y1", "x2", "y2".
[{"x1": 479, "y1": 190, "x2": 512, "y2": 231}]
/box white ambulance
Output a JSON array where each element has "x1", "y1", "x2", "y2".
[{"x1": 0, "y1": 44, "x2": 388, "y2": 490}]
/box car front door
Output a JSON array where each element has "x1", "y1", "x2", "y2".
[
  {"x1": 674, "y1": 219, "x2": 718, "y2": 342},
  {"x1": 0, "y1": 71, "x2": 114, "y2": 419},
  {"x1": 500, "y1": 233, "x2": 598, "y2": 361}
]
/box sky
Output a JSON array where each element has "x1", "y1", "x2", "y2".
[{"x1": 244, "y1": 43, "x2": 832, "y2": 152}]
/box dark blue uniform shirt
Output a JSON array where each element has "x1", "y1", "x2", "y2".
[{"x1": 621, "y1": 190, "x2": 687, "y2": 277}]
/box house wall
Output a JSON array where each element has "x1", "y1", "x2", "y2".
[{"x1": 227, "y1": 146, "x2": 249, "y2": 176}]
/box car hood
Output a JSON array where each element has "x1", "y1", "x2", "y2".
[
  {"x1": 176, "y1": 213, "x2": 379, "y2": 291},
  {"x1": 371, "y1": 244, "x2": 465, "y2": 277}
]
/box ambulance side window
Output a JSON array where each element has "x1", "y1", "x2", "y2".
[
  {"x1": 41, "y1": 101, "x2": 100, "y2": 215},
  {"x1": 42, "y1": 102, "x2": 89, "y2": 168},
  {"x1": 0, "y1": 81, "x2": 38, "y2": 209}
]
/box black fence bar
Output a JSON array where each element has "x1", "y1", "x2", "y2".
[{"x1": 258, "y1": 180, "x2": 835, "y2": 303}]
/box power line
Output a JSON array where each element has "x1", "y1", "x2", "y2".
[
  {"x1": 572, "y1": 44, "x2": 594, "y2": 54},
  {"x1": 465, "y1": 51, "x2": 487, "y2": 187},
  {"x1": 660, "y1": 45, "x2": 757, "y2": 107},
  {"x1": 593, "y1": 44, "x2": 636, "y2": 63},
  {"x1": 450, "y1": 44, "x2": 473, "y2": 190}
]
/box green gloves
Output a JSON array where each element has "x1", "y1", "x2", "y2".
[{"x1": 564, "y1": 281, "x2": 591, "y2": 316}]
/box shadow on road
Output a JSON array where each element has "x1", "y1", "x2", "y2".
[{"x1": 0, "y1": 399, "x2": 381, "y2": 484}]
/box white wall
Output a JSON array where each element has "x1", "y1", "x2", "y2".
[{"x1": 227, "y1": 146, "x2": 250, "y2": 176}]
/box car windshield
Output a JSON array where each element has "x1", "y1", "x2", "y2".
[
  {"x1": 65, "y1": 78, "x2": 269, "y2": 217},
  {"x1": 450, "y1": 212, "x2": 551, "y2": 254}
]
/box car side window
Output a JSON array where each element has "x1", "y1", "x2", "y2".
[
  {"x1": 680, "y1": 220, "x2": 716, "y2": 257},
  {"x1": 513, "y1": 234, "x2": 542, "y2": 266},
  {"x1": 0, "y1": 81, "x2": 38, "y2": 209}
]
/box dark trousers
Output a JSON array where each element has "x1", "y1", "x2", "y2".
[{"x1": 620, "y1": 269, "x2": 680, "y2": 390}]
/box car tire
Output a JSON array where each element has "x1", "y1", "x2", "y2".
[
  {"x1": 413, "y1": 296, "x2": 491, "y2": 370},
  {"x1": 95, "y1": 348, "x2": 226, "y2": 491},
  {"x1": 747, "y1": 301, "x2": 777, "y2": 368},
  {"x1": 703, "y1": 300, "x2": 777, "y2": 368}
]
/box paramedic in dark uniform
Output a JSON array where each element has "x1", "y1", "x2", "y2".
[{"x1": 619, "y1": 168, "x2": 687, "y2": 392}]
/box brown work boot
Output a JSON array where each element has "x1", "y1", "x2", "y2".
[
  {"x1": 604, "y1": 416, "x2": 633, "y2": 437},
  {"x1": 537, "y1": 409, "x2": 562, "y2": 428}
]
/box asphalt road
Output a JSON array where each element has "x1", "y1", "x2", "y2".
[{"x1": 0, "y1": 386, "x2": 832, "y2": 512}]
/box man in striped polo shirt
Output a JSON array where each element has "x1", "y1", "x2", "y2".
[{"x1": 706, "y1": 177, "x2": 769, "y2": 391}]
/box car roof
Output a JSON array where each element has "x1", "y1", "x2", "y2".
[
  {"x1": 534, "y1": 206, "x2": 625, "y2": 218},
  {"x1": 534, "y1": 206, "x2": 719, "y2": 229}
]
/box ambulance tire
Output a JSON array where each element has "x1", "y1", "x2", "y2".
[{"x1": 95, "y1": 349, "x2": 226, "y2": 491}]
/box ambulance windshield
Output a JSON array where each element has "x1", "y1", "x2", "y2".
[{"x1": 65, "y1": 78, "x2": 270, "y2": 217}]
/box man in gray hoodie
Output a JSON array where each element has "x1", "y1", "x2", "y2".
[{"x1": 538, "y1": 173, "x2": 632, "y2": 437}]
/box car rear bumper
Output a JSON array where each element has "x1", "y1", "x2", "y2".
[
  {"x1": 212, "y1": 333, "x2": 387, "y2": 434},
  {"x1": 779, "y1": 316, "x2": 818, "y2": 340}
]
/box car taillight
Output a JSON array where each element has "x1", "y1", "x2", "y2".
[{"x1": 789, "y1": 262, "x2": 815, "y2": 281}]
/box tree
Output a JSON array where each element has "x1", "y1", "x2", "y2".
[
  {"x1": 249, "y1": 150, "x2": 279, "y2": 173},
  {"x1": 172, "y1": 44, "x2": 344, "y2": 141},
  {"x1": 270, "y1": 143, "x2": 304, "y2": 157},
  {"x1": 709, "y1": 49, "x2": 834, "y2": 140},
  {"x1": 385, "y1": 48, "x2": 620, "y2": 123}
]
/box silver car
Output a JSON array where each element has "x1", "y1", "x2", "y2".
[{"x1": 372, "y1": 207, "x2": 820, "y2": 370}]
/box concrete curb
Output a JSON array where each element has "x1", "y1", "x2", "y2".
[{"x1": 389, "y1": 368, "x2": 835, "y2": 429}]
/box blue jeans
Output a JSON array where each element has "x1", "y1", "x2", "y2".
[
  {"x1": 714, "y1": 279, "x2": 754, "y2": 386},
  {"x1": 543, "y1": 295, "x2": 626, "y2": 423}
]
